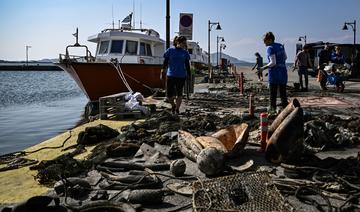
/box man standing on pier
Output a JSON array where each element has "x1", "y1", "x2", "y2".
[{"x1": 294, "y1": 44, "x2": 312, "y2": 91}]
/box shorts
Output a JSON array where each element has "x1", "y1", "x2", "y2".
[{"x1": 166, "y1": 76, "x2": 186, "y2": 98}]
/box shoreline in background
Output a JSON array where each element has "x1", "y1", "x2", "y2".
[{"x1": 0, "y1": 64, "x2": 62, "y2": 71}]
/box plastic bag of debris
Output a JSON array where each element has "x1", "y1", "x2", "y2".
[
  {"x1": 125, "y1": 92, "x2": 144, "y2": 101},
  {"x1": 125, "y1": 93, "x2": 150, "y2": 115}
]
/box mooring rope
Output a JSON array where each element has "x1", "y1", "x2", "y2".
[
  {"x1": 111, "y1": 60, "x2": 160, "y2": 94},
  {"x1": 0, "y1": 131, "x2": 73, "y2": 172},
  {"x1": 111, "y1": 62, "x2": 133, "y2": 93}
]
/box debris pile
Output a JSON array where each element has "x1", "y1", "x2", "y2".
[{"x1": 3, "y1": 74, "x2": 360, "y2": 212}]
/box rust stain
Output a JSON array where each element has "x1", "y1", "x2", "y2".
[{"x1": 293, "y1": 96, "x2": 352, "y2": 107}]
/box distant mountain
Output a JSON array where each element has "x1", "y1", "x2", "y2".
[{"x1": 210, "y1": 53, "x2": 251, "y2": 65}]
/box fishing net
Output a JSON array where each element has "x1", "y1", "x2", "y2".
[{"x1": 192, "y1": 171, "x2": 293, "y2": 212}]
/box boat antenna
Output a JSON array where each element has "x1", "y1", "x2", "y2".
[
  {"x1": 112, "y1": 4, "x2": 115, "y2": 29},
  {"x1": 73, "y1": 28, "x2": 80, "y2": 46},
  {"x1": 140, "y1": 0, "x2": 143, "y2": 29},
  {"x1": 132, "y1": 0, "x2": 135, "y2": 29}
]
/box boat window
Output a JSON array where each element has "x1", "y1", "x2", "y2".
[
  {"x1": 188, "y1": 49, "x2": 193, "y2": 54},
  {"x1": 125, "y1": 40, "x2": 138, "y2": 55},
  {"x1": 140, "y1": 42, "x2": 146, "y2": 55},
  {"x1": 99, "y1": 40, "x2": 110, "y2": 54},
  {"x1": 140, "y1": 42, "x2": 153, "y2": 56},
  {"x1": 110, "y1": 40, "x2": 124, "y2": 53},
  {"x1": 146, "y1": 44, "x2": 152, "y2": 56}
]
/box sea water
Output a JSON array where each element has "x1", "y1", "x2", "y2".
[{"x1": 0, "y1": 70, "x2": 87, "y2": 155}]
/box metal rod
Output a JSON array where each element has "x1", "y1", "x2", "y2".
[
  {"x1": 208, "y1": 20, "x2": 211, "y2": 80},
  {"x1": 217, "y1": 36, "x2": 219, "y2": 69}
]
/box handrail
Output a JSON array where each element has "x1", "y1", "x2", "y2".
[{"x1": 59, "y1": 44, "x2": 95, "y2": 63}]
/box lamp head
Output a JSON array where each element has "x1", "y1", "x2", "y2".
[
  {"x1": 221, "y1": 38, "x2": 225, "y2": 42},
  {"x1": 298, "y1": 37, "x2": 302, "y2": 41},
  {"x1": 216, "y1": 24, "x2": 222, "y2": 30},
  {"x1": 342, "y1": 23, "x2": 348, "y2": 30}
]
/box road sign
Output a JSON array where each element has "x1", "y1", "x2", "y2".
[{"x1": 179, "y1": 13, "x2": 193, "y2": 40}]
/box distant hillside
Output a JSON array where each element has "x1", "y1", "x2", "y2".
[{"x1": 210, "y1": 53, "x2": 251, "y2": 65}]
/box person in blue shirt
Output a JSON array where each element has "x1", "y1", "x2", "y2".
[
  {"x1": 259, "y1": 32, "x2": 288, "y2": 114},
  {"x1": 331, "y1": 45, "x2": 345, "y2": 64},
  {"x1": 162, "y1": 36, "x2": 191, "y2": 114}
]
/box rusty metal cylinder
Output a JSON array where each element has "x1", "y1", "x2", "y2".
[
  {"x1": 265, "y1": 107, "x2": 304, "y2": 163},
  {"x1": 267, "y1": 98, "x2": 300, "y2": 140},
  {"x1": 239, "y1": 72, "x2": 244, "y2": 96},
  {"x1": 248, "y1": 93, "x2": 255, "y2": 117}
]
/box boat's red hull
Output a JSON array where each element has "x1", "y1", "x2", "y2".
[{"x1": 57, "y1": 62, "x2": 165, "y2": 101}]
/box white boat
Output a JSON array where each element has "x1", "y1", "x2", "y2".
[
  {"x1": 57, "y1": 17, "x2": 166, "y2": 102},
  {"x1": 187, "y1": 41, "x2": 208, "y2": 69}
]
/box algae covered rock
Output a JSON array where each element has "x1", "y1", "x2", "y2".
[
  {"x1": 196, "y1": 147, "x2": 225, "y2": 176},
  {"x1": 170, "y1": 159, "x2": 186, "y2": 177}
]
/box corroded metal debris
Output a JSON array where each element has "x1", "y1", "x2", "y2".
[{"x1": 4, "y1": 73, "x2": 360, "y2": 211}]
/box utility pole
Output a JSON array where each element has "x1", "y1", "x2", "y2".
[{"x1": 166, "y1": 0, "x2": 170, "y2": 49}]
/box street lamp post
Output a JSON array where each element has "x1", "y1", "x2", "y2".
[
  {"x1": 219, "y1": 43, "x2": 226, "y2": 70},
  {"x1": 208, "y1": 20, "x2": 221, "y2": 80},
  {"x1": 26, "y1": 45, "x2": 31, "y2": 68},
  {"x1": 216, "y1": 36, "x2": 225, "y2": 69},
  {"x1": 298, "y1": 35, "x2": 307, "y2": 45},
  {"x1": 342, "y1": 20, "x2": 357, "y2": 45},
  {"x1": 342, "y1": 20, "x2": 357, "y2": 60}
]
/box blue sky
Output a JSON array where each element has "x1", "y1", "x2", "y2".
[{"x1": 0, "y1": 0, "x2": 359, "y2": 62}]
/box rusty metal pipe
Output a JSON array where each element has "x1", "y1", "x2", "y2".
[
  {"x1": 248, "y1": 93, "x2": 254, "y2": 117},
  {"x1": 265, "y1": 107, "x2": 304, "y2": 163},
  {"x1": 267, "y1": 98, "x2": 300, "y2": 140},
  {"x1": 239, "y1": 72, "x2": 244, "y2": 96}
]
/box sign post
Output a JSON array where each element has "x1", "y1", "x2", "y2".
[{"x1": 179, "y1": 13, "x2": 193, "y2": 40}]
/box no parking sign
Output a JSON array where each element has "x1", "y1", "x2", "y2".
[{"x1": 179, "y1": 13, "x2": 193, "y2": 40}]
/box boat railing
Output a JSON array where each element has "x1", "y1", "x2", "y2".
[{"x1": 59, "y1": 44, "x2": 95, "y2": 63}]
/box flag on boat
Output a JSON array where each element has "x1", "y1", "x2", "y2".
[
  {"x1": 121, "y1": 13, "x2": 133, "y2": 29},
  {"x1": 122, "y1": 13, "x2": 132, "y2": 23}
]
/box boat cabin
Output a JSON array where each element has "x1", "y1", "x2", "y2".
[{"x1": 88, "y1": 29, "x2": 165, "y2": 64}]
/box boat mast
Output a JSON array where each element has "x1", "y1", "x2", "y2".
[
  {"x1": 140, "y1": 1, "x2": 143, "y2": 29},
  {"x1": 112, "y1": 4, "x2": 115, "y2": 29}
]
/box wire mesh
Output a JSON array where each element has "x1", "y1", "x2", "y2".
[{"x1": 192, "y1": 171, "x2": 293, "y2": 212}]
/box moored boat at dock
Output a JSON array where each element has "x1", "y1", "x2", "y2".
[{"x1": 57, "y1": 21, "x2": 166, "y2": 102}]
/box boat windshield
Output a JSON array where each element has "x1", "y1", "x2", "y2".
[
  {"x1": 125, "y1": 40, "x2": 138, "y2": 55},
  {"x1": 110, "y1": 40, "x2": 124, "y2": 53},
  {"x1": 99, "y1": 40, "x2": 110, "y2": 54}
]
